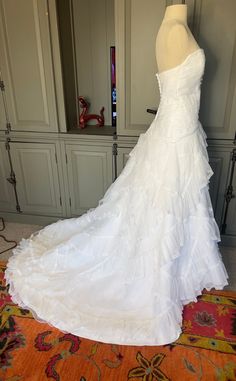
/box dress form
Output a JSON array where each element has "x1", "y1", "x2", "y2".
[{"x1": 155, "y1": 4, "x2": 200, "y2": 73}]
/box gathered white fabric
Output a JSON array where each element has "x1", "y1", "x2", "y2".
[{"x1": 5, "y1": 48, "x2": 228, "y2": 346}]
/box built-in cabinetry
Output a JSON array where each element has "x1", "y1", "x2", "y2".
[
  {"x1": 0, "y1": 0, "x2": 66, "y2": 133},
  {"x1": 0, "y1": 133, "x2": 115, "y2": 223},
  {"x1": 65, "y1": 141, "x2": 113, "y2": 216},
  {"x1": 8, "y1": 141, "x2": 64, "y2": 216},
  {"x1": 0, "y1": 0, "x2": 236, "y2": 246},
  {"x1": 208, "y1": 146, "x2": 232, "y2": 226}
]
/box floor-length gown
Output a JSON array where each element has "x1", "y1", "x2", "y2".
[{"x1": 5, "y1": 48, "x2": 228, "y2": 346}]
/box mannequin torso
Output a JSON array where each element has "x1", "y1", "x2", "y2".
[{"x1": 155, "y1": 5, "x2": 200, "y2": 73}]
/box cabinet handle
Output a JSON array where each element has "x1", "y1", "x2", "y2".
[
  {"x1": 146, "y1": 108, "x2": 157, "y2": 114},
  {"x1": 221, "y1": 148, "x2": 236, "y2": 234}
]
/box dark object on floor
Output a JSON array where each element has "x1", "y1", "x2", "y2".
[{"x1": 0, "y1": 217, "x2": 17, "y2": 255}]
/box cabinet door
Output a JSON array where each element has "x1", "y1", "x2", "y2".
[
  {"x1": 186, "y1": 0, "x2": 236, "y2": 140},
  {"x1": 208, "y1": 148, "x2": 231, "y2": 227},
  {"x1": 117, "y1": 147, "x2": 132, "y2": 176},
  {"x1": 0, "y1": 141, "x2": 15, "y2": 211},
  {"x1": 10, "y1": 142, "x2": 63, "y2": 216},
  {"x1": 65, "y1": 144, "x2": 113, "y2": 216},
  {"x1": 220, "y1": 149, "x2": 236, "y2": 236},
  {"x1": 116, "y1": 0, "x2": 236, "y2": 140},
  {"x1": 0, "y1": 0, "x2": 58, "y2": 132},
  {"x1": 115, "y1": 0, "x2": 178, "y2": 136}
]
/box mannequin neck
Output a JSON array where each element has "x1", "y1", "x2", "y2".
[{"x1": 163, "y1": 4, "x2": 187, "y2": 24}]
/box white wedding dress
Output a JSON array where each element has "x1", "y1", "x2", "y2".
[{"x1": 5, "y1": 48, "x2": 228, "y2": 346}]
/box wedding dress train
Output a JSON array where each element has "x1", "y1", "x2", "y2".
[{"x1": 5, "y1": 48, "x2": 228, "y2": 346}]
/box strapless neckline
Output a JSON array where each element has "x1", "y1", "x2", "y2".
[{"x1": 156, "y1": 48, "x2": 205, "y2": 78}]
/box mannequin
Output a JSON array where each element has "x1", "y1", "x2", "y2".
[{"x1": 155, "y1": 4, "x2": 200, "y2": 73}]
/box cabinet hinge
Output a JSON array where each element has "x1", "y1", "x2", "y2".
[
  {"x1": 55, "y1": 153, "x2": 57, "y2": 164},
  {"x1": 112, "y1": 142, "x2": 118, "y2": 181},
  {"x1": 5, "y1": 137, "x2": 22, "y2": 213},
  {"x1": 232, "y1": 148, "x2": 236, "y2": 162},
  {"x1": 6, "y1": 122, "x2": 11, "y2": 132},
  {"x1": 112, "y1": 142, "x2": 118, "y2": 156},
  {"x1": 0, "y1": 80, "x2": 5, "y2": 92},
  {"x1": 65, "y1": 153, "x2": 68, "y2": 164},
  {"x1": 5, "y1": 138, "x2": 10, "y2": 151},
  {"x1": 69, "y1": 197, "x2": 71, "y2": 206},
  {"x1": 59, "y1": 196, "x2": 62, "y2": 206}
]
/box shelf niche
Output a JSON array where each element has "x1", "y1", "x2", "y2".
[{"x1": 56, "y1": 0, "x2": 116, "y2": 136}]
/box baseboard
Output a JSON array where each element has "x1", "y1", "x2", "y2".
[
  {"x1": 0, "y1": 212, "x2": 63, "y2": 226},
  {"x1": 220, "y1": 235, "x2": 236, "y2": 248}
]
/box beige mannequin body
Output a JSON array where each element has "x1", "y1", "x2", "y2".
[{"x1": 155, "y1": 4, "x2": 200, "y2": 73}]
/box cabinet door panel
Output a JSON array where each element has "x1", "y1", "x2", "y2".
[
  {"x1": 187, "y1": 0, "x2": 236, "y2": 140},
  {"x1": 208, "y1": 149, "x2": 231, "y2": 227},
  {"x1": 117, "y1": 147, "x2": 131, "y2": 176},
  {"x1": 221, "y1": 150, "x2": 236, "y2": 236},
  {"x1": 10, "y1": 142, "x2": 62, "y2": 215},
  {"x1": 116, "y1": 0, "x2": 236, "y2": 140},
  {"x1": 0, "y1": 141, "x2": 15, "y2": 211},
  {"x1": 115, "y1": 0, "x2": 174, "y2": 136},
  {"x1": 0, "y1": 0, "x2": 58, "y2": 132},
  {"x1": 66, "y1": 144, "x2": 113, "y2": 216}
]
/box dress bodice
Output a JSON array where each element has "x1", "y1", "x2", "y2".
[
  {"x1": 156, "y1": 49, "x2": 205, "y2": 97},
  {"x1": 155, "y1": 48, "x2": 205, "y2": 142}
]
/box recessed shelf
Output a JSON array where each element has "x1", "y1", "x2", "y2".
[{"x1": 67, "y1": 125, "x2": 116, "y2": 136}]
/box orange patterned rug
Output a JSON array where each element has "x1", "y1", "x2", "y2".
[{"x1": 0, "y1": 260, "x2": 236, "y2": 381}]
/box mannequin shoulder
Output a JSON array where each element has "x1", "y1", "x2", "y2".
[
  {"x1": 167, "y1": 22, "x2": 189, "y2": 50},
  {"x1": 166, "y1": 22, "x2": 190, "y2": 62},
  {"x1": 155, "y1": 21, "x2": 197, "y2": 72}
]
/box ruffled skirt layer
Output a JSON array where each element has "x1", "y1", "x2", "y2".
[{"x1": 5, "y1": 117, "x2": 228, "y2": 345}]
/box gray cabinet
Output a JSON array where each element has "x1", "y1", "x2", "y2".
[
  {"x1": 223, "y1": 168, "x2": 236, "y2": 236},
  {"x1": 0, "y1": 0, "x2": 65, "y2": 133},
  {"x1": 65, "y1": 143, "x2": 113, "y2": 216},
  {"x1": 9, "y1": 142, "x2": 63, "y2": 216},
  {"x1": 187, "y1": 0, "x2": 236, "y2": 140},
  {"x1": 0, "y1": 141, "x2": 15, "y2": 211},
  {"x1": 220, "y1": 148, "x2": 236, "y2": 240},
  {"x1": 0, "y1": 0, "x2": 235, "y2": 248},
  {"x1": 208, "y1": 146, "x2": 231, "y2": 228},
  {"x1": 0, "y1": 136, "x2": 114, "y2": 221},
  {"x1": 115, "y1": 0, "x2": 170, "y2": 136},
  {"x1": 117, "y1": 146, "x2": 131, "y2": 176},
  {"x1": 115, "y1": 0, "x2": 236, "y2": 140}
]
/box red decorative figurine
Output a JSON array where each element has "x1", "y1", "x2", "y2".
[{"x1": 78, "y1": 96, "x2": 105, "y2": 128}]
